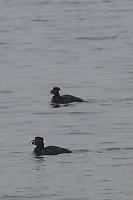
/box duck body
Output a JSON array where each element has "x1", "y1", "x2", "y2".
[
  {"x1": 34, "y1": 145, "x2": 72, "y2": 156},
  {"x1": 27, "y1": 137, "x2": 72, "y2": 156},
  {"x1": 49, "y1": 87, "x2": 84, "y2": 104},
  {"x1": 51, "y1": 94, "x2": 84, "y2": 104}
]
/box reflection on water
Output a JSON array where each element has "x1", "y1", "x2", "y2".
[
  {"x1": 51, "y1": 103, "x2": 69, "y2": 108},
  {"x1": 34, "y1": 156, "x2": 46, "y2": 171}
]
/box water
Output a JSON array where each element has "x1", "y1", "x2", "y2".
[{"x1": 0, "y1": 0, "x2": 133, "y2": 199}]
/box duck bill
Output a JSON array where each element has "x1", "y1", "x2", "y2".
[
  {"x1": 26, "y1": 141, "x2": 33, "y2": 146},
  {"x1": 48, "y1": 91, "x2": 51, "y2": 95}
]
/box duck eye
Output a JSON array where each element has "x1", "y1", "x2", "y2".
[{"x1": 32, "y1": 140, "x2": 35, "y2": 145}]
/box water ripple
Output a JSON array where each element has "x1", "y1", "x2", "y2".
[
  {"x1": 67, "y1": 131, "x2": 93, "y2": 135},
  {"x1": 0, "y1": 90, "x2": 13, "y2": 94},
  {"x1": 76, "y1": 35, "x2": 118, "y2": 40}
]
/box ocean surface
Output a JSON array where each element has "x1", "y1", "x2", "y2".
[{"x1": 0, "y1": 0, "x2": 133, "y2": 199}]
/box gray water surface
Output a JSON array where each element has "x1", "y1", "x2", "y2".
[{"x1": 0, "y1": 0, "x2": 133, "y2": 199}]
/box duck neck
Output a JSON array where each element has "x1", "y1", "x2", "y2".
[
  {"x1": 54, "y1": 92, "x2": 60, "y2": 97},
  {"x1": 34, "y1": 143, "x2": 44, "y2": 155}
]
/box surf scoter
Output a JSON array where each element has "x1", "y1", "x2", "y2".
[
  {"x1": 48, "y1": 87, "x2": 84, "y2": 104},
  {"x1": 27, "y1": 136, "x2": 72, "y2": 156}
]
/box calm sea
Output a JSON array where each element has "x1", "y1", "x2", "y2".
[{"x1": 0, "y1": 0, "x2": 133, "y2": 199}]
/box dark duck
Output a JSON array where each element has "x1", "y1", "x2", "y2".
[
  {"x1": 48, "y1": 87, "x2": 84, "y2": 104},
  {"x1": 27, "y1": 136, "x2": 72, "y2": 156}
]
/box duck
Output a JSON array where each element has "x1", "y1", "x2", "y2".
[
  {"x1": 48, "y1": 87, "x2": 84, "y2": 104},
  {"x1": 27, "y1": 136, "x2": 72, "y2": 156}
]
